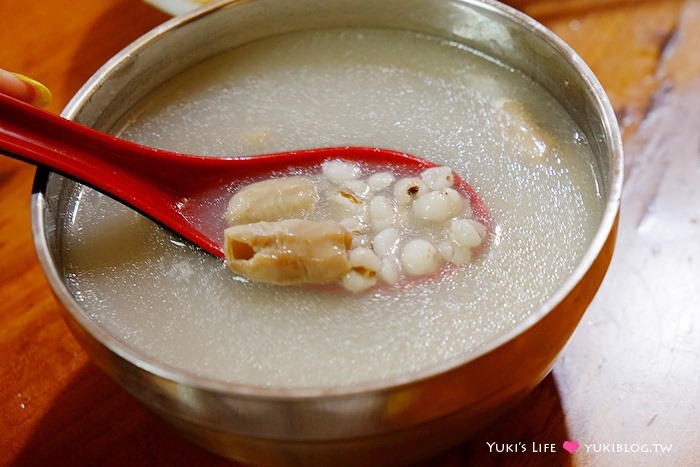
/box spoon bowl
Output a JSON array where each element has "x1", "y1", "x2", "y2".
[{"x1": 0, "y1": 92, "x2": 481, "y2": 258}]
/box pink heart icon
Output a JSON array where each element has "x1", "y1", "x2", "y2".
[{"x1": 563, "y1": 440, "x2": 580, "y2": 453}]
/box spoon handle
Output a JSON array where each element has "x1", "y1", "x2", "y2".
[
  {"x1": 0, "y1": 93, "x2": 176, "y2": 197},
  {"x1": 0, "y1": 93, "x2": 374, "y2": 195},
  {"x1": 0, "y1": 92, "x2": 226, "y2": 255}
]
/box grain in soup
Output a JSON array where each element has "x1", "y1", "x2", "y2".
[{"x1": 222, "y1": 162, "x2": 488, "y2": 291}]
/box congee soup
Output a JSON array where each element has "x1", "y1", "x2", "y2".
[{"x1": 62, "y1": 28, "x2": 603, "y2": 387}]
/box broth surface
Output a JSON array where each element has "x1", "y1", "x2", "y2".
[{"x1": 63, "y1": 28, "x2": 603, "y2": 387}]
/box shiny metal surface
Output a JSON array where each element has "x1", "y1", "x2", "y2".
[{"x1": 30, "y1": 0, "x2": 622, "y2": 465}]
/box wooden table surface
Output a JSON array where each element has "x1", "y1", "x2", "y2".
[{"x1": 1, "y1": 1, "x2": 698, "y2": 466}]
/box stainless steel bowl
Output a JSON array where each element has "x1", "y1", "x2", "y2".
[{"x1": 31, "y1": 0, "x2": 623, "y2": 465}]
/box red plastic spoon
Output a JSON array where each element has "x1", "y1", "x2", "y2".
[{"x1": 0, "y1": 93, "x2": 486, "y2": 259}]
